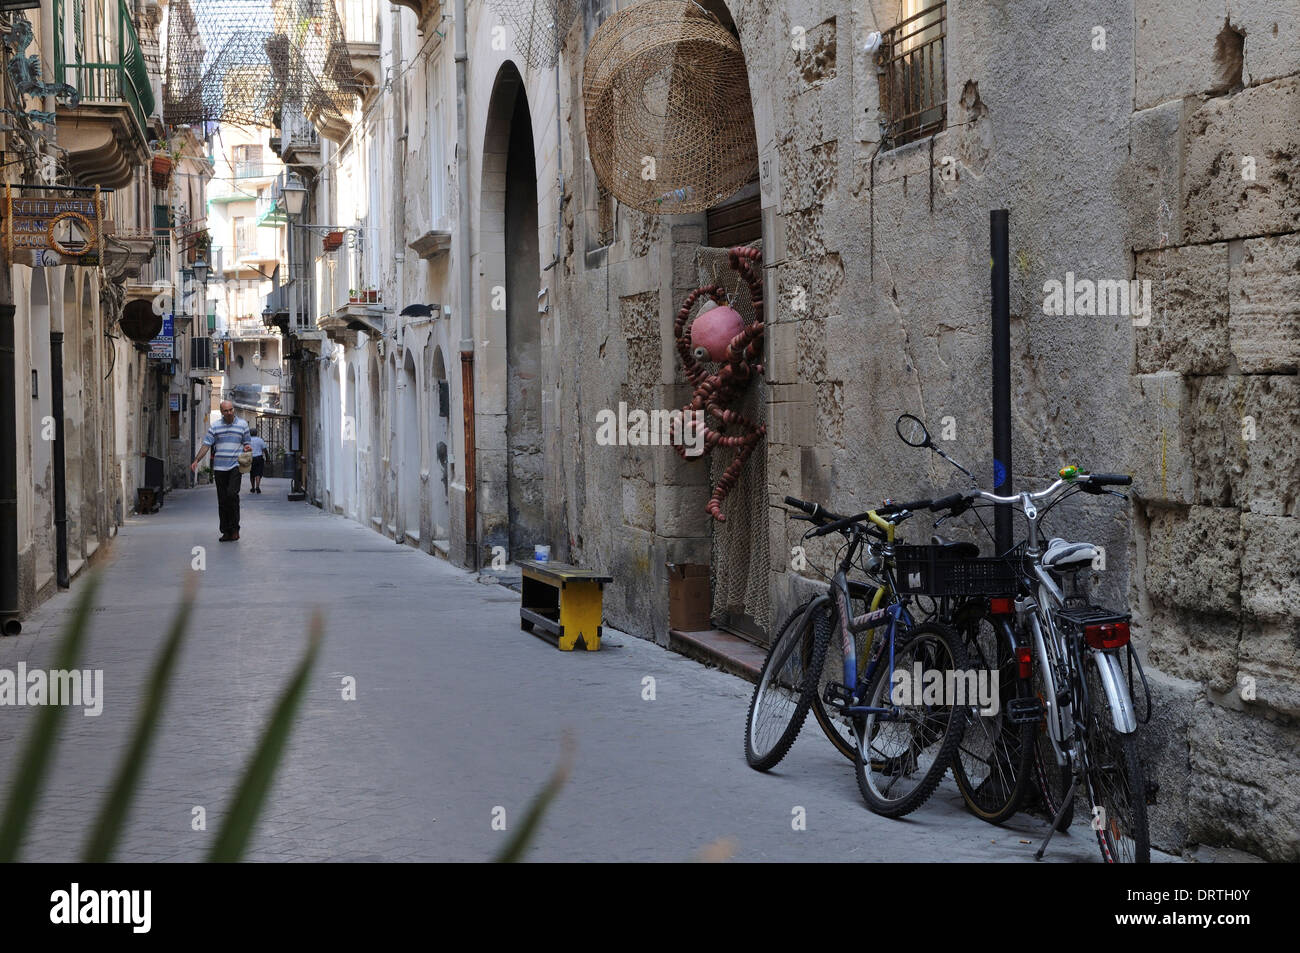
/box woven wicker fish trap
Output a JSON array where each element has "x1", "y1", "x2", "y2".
[{"x1": 583, "y1": 1, "x2": 758, "y2": 215}]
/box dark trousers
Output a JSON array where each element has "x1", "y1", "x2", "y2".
[{"x1": 214, "y1": 467, "x2": 241, "y2": 536}]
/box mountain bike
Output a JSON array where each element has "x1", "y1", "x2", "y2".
[{"x1": 788, "y1": 496, "x2": 970, "y2": 818}]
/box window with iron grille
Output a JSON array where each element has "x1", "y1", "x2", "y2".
[{"x1": 877, "y1": 1, "x2": 947, "y2": 149}]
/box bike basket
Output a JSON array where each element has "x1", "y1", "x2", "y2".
[{"x1": 893, "y1": 544, "x2": 1023, "y2": 597}]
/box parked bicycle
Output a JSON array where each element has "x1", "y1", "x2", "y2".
[
  {"x1": 892, "y1": 413, "x2": 1149, "y2": 862},
  {"x1": 745, "y1": 494, "x2": 969, "y2": 818}
]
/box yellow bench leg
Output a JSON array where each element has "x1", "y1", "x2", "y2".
[{"x1": 558, "y1": 581, "x2": 603, "y2": 651}]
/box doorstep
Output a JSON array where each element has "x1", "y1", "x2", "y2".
[{"x1": 668, "y1": 628, "x2": 766, "y2": 683}]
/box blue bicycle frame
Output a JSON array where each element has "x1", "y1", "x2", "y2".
[{"x1": 830, "y1": 569, "x2": 914, "y2": 720}]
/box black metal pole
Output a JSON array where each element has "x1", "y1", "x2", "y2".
[
  {"x1": 0, "y1": 302, "x2": 20, "y2": 633},
  {"x1": 51, "y1": 330, "x2": 70, "y2": 589},
  {"x1": 991, "y1": 210, "x2": 1013, "y2": 554}
]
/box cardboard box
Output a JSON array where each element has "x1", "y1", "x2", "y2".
[{"x1": 667, "y1": 563, "x2": 712, "y2": 631}]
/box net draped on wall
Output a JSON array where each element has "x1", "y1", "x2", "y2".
[
  {"x1": 164, "y1": 0, "x2": 359, "y2": 127},
  {"x1": 484, "y1": 0, "x2": 581, "y2": 72},
  {"x1": 583, "y1": 0, "x2": 758, "y2": 215},
  {"x1": 695, "y1": 243, "x2": 769, "y2": 634}
]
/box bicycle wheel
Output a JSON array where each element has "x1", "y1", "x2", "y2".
[
  {"x1": 853, "y1": 621, "x2": 968, "y2": 818},
  {"x1": 811, "y1": 592, "x2": 875, "y2": 762},
  {"x1": 744, "y1": 601, "x2": 829, "y2": 771},
  {"x1": 951, "y1": 613, "x2": 1034, "y2": 824},
  {"x1": 1082, "y1": 658, "x2": 1150, "y2": 863},
  {"x1": 1031, "y1": 662, "x2": 1075, "y2": 831}
]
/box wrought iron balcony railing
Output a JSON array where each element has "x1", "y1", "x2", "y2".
[{"x1": 54, "y1": 0, "x2": 156, "y2": 136}]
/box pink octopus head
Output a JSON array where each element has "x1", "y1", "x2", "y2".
[{"x1": 690, "y1": 304, "x2": 744, "y2": 363}]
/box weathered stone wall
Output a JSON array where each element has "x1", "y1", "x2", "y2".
[
  {"x1": 543, "y1": 0, "x2": 1298, "y2": 859},
  {"x1": 1124, "y1": 2, "x2": 1300, "y2": 862}
]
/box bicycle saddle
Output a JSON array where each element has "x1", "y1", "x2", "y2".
[
  {"x1": 930, "y1": 535, "x2": 980, "y2": 559},
  {"x1": 1042, "y1": 537, "x2": 1099, "y2": 571}
]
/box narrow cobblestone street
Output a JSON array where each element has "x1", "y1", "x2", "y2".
[{"x1": 0, "y1": 480, "x2": 1139, "y2": 863}]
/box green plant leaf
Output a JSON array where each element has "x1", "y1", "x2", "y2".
[
  {"x1": 207, "y1": 615, "x2": 322, "y2": 863},
  {"x1": 0, "y1": 572, "x2": 101, "y2": 862},
  {"x1": 493, "y1": 735, "x2": 573, "y2": 863},
  {"x1": 81, "y1": 579, "x2": 194, "y2": 863}
]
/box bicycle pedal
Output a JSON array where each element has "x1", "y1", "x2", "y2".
[
  {"x1": 1005, "y1": 696, "x2": 1044, "y2": 725},
  {"x1": 822, "y1": 681, "x2": 854, "y2": 710}
]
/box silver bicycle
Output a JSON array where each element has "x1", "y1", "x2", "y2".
[{"x1": 897, "y1": 415, "x2": 1150, "y2": 862}]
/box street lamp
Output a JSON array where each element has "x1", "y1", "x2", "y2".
[
  {"x1": 281, "y1": 172, "x2": 307, "y2": 217},
  {"x1": 192, "y1": 256, "x2": 210, "y2": 285},
  {"x1": 262, "y1": 305, "x2": 274, "y2": 329}
]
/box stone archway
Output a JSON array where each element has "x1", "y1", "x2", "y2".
[
  {"x1": 429, "y1": 343, "x2": 450, "y2": 546},
  {"x1": 400, "y1": 348, "x2": 420, "y2": 542},
  {"x1": 481, "y1": 61, "x2": 544, "y2": 561}
]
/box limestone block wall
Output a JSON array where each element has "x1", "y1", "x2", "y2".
[{"x1": 1124, "y1": 3, "x2": 1300, "y2": 861}]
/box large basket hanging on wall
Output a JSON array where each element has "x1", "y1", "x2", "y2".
[{"x1": 583, "y1": 0, "x2": 758, "y2": 215}]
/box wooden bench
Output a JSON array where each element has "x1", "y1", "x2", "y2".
[{"x1": 519, "y1": 562, "x2": 613, "y2": 651}]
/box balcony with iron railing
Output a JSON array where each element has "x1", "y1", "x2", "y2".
[{"x1": 54, "y1": 0, "x2": 156, "y2": 187}]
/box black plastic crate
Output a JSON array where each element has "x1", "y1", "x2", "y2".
[{"x1": 894, "y1": 543, "x2": 1023, "y2": 596}]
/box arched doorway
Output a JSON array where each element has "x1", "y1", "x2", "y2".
[
  {"x1": 400, "y1": 349, "x2": 420, "y2": 541},
  {"x1": 368, "y1": 352, "x2": 380, "y2": 525},
  {"x1": 345, "y1": 362, "x2": 358, "y2": 519},
  {"x1": 483, "y1": 62, "x2": 544, "y2": 561},
  {"x1": 429, "y1": 343, "x2": 450, "y2": 546}
]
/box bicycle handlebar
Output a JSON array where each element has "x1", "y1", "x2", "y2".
[{"x1": 783, "y1": 495, "x2": 845, "y2": 523}]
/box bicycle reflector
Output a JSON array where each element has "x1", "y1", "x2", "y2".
[
  {"x1": 1016, "y1": 645, "x2": 1033, "y2": 679},
  {"x1": 1084, "y1": 621, "x2": 1131, "y2": 650},
  {"x1": 989, "y1": 597, "x2": 1014, "y2": 616}
]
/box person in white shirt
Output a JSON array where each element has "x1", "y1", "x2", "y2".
[{"x1": 248, "y1": 429, "x2": 269, "y2": 494}]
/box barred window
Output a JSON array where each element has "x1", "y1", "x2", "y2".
[{"x1": 877, "y1": 1, "x2": 947, "y2": 149}]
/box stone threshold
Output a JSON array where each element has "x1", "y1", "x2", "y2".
[{"x1": 668, "y1": 628, "x2": 766, "y2": 683}]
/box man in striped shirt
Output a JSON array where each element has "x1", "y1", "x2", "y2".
[{"x1": 191, "y1": 400, "x2": 252, "y2": 542}]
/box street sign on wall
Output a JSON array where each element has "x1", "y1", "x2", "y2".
[{"x1": 149, "y1": 314, "x2": 174, "y2": 361}]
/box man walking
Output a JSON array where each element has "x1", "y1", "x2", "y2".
[
  {"x1": 248, "y1": 428, "x2": 268, "y2": 493},
  {"x1": 191, "y1": 400, "x2": 252, "y2": 541}
]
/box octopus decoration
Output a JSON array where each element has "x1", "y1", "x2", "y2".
[{"x1": 672, "y1": 245, "x2": 766, "y2": 522}]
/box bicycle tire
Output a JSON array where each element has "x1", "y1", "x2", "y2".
[
  {"x1": 744, "y1": 601, "x2": 829, "y2": 771},
  {"x1": 951, "y1": 613, "x2": 1034, "y2": 824},
  {"x1": 853, "y1": 621, "x2": 968, "y2": 818},
  {"x1": 1083, "y1": 660, "x2": 1150, "y2": 863},
  {"x1": 811, "y1": 593, "x2": 872, "y2": 762},
  {"x1": 1032, "y1": 662, "x2": 1075, "y2": 831}
]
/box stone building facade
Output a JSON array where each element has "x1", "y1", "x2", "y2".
[
  {"x1": 3, "y1": 1, "x2": 210, "y2": 622},
  {"x1": 295, "y1": 0, "x2": 1297, "y2": 860}
]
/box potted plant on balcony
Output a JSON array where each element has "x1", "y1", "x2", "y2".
[
  {"x1": 349, "y1": 288, "x2": 361, "y2": 304},
  {"x1": 365, "y1": 285, "x2": 380, "y2": 304},
  {"x1": 323, "y1": 230, "x2": 345, "y2": 252},
  {"x1": 150, "y1": 142, "x2": 175, "y2": 189}
]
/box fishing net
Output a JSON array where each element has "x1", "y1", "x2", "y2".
[
  {"x1": 693, "y1": 243, "x2": 768, "y2": 634},
  {"x1": 164, "y1": 0, "x2": 359, "y2": 127},
  {"x1": 484, "y1": 0, "x2": 582, "y2": 72}
]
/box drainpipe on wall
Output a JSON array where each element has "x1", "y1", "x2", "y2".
[{"x1": 455, "y1": 0, "x2": 477, "y2": 570}]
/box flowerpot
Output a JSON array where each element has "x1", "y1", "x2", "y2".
[
  {"x1": 349, "y1": 296, "x2": 362, "y2": 305},
  {"x1": 366, "y1": 290, "x2": 379, "y2": 303},
  {"x1": 322, "y1": 231, "x2": 344, "y2": 251}
]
